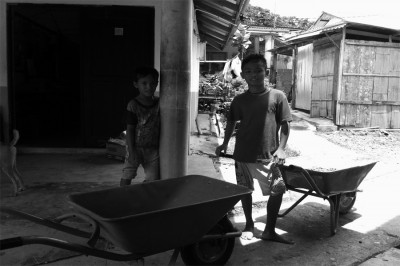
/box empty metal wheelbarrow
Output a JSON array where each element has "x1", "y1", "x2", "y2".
[
  {"x1": 0, "y1": 175, "x2": 252, "y2": 265},
  {"x1": 278, "y1": 162, "x2": 377, "y2": 235}
]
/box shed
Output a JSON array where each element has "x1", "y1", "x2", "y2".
[{"x1": 282, "y1": 12, "x2": 400, "y2": 129}]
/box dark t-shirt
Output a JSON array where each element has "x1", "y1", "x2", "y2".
[
  {"x1": 126, "y1": 97, "x2": 160, "y2": 148},
  {"x1": 228, "y1": 88, "x2": 292, "y2": 163}
]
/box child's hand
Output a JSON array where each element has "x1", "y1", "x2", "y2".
[
  {"x1": 215, "y1": 143, "x2": 228, "y2": 157},
  {"x1": 272, "y1": 148, "x2": 286, "y2": 165}
]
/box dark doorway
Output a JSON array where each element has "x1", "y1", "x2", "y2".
[{"x1": 8, "y1": 4, "x2": 154, "y2": 148}]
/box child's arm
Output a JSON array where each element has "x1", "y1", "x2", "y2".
[
  {"x1": 125, "y1": 105, "x2": 138, "y2": 157},
  {"x1": 215, "y1": 120, "x2": 236, "y2": 156},
  {"x1": 273, "y1": 121, "x2": 290, "y2": 164},
  {"x1": 126, "y1": 124, "x2": 136, "y2": 157}
]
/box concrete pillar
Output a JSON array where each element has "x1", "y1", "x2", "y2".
[
  {"x1": 254, "y1": 36, "x2": 259, "y2": 54},
  {"x1": 264, "y1": 35, "x2": 273, "y2": 69},
  {"x1": 159, "y1": 0, "x2": 192, "y2": 179}
]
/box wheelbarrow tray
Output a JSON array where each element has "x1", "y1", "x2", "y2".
[
  {"x1": 280, "y1": 162, "x2": 377, "y2": 196},
  {"x1": 68, "y1": 175, "x2": 251, "y2": 257}
]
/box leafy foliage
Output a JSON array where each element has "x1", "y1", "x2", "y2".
[
  {"x1": 242, "y1": 4, "x2": 313, "y2": 30},
  {"x1": 232, "y1": 23, "x2": 252, "y2": 58}
]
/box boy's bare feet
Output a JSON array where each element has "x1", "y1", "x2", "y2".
[
  {"x1": 260, "y1": 232, "x2": 294, "y2": 244},
  {"x1": 241, "y1": 223, "x2": 254, "y2": 240}
]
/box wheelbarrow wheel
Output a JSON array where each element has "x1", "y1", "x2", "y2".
[
  {"x1": 181, "y1": 216, "x2": 235, "y2": 265},
  {"x1": 339, "y1": 192, "x2": 357, "y2": 214}
]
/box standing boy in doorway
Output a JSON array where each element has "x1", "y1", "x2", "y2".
[
  {"x1": 215, "y1": 54, "x2": 293, "y2": 244},
  {"x1": 120, "y1": 67, "x2": 160, "y2": 186}
]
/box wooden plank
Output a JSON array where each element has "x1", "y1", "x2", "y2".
[
  {"x1": 320, "y1": 100, "x2": 327, "y2": 117},
  {"x1": 311, "y1": 77, "x2": 320, "y2": 100},
  {"x1": 320, "y1": 77, "x2": 327, "y2": 102},
  {"x1": 310, "y1": 101, "x2": 319, "y2": 117},
  {"x1": 292, "y1": 45, "x2": 298, "y2": 107},
  {"x1": 343, "y1": 73, "x2": 399, "y2": 78},
  {"x1": 388, "y1": 77, "x2": 400, "y2": 102},
  {"x1": 319, "y1": 77, "x2": 327, "y2": 117},
  {"x1": 327, "y1": 76, "x2": 334, "y2": 100},
  {"x1": 358, "y1": 77, "x2": 374, "y2": 101},
  {"x1": 359, "y1": 45, "x2": 375, "y2": 74},
  {"x1": 342, "y1": 76, "x2": 359, "y2": 101},
  {"x1": 295, "y1": 44, "x2": 313, "y2": 110},
  {"x1": 313, "y1": 47, "x2": 321, "y2": 77},
  {"x1": 312, "y1": 74, "x2": 335, "y2": 78},
  {"x1": 374, "y1": 46, "x2": 391, "y2": 74},
  {"x1": 390, "y1": 106, "x2": 400, "y2": 128},
  {"x1": 340, "y1": 103, "x2": 372, "y2": 127},
  {"x1": 345, "y1": 40, "x2": 400, "y2": 48},
  {"x1": 345, "y1": 104, "x2": 357, "y2": 126},
  {"x1": 338, "y1": 100, "x2": 400, "y2": 105},
  {"x1": 338, "y1": 103, "x2": 346, "y2": 126},
  {"x1": 332, "y1": 44, "x2": 340, "y2": 102},
  {"x1": 342, "y1": 41, "x2": 361, "y2": 73},
  {"x1": 327, "y1": 47, "x2": 336, "y2": 75},
  {"x1": 373, "y1": 77, "x2": 389, "y2": 101},
  {"x1": 371, "y1": 105, "x2": 391, "y2": 128},
  {"x1": 311, "y1": 45, "x2": 336, "y2": 118},
  {"x1": 389, "y1": 49, "x2": 400, "y2": 76},
  {"x1": 356, "y1": 105, "x2": 371, "y2": 127},
  {"x1": 327, "y1": 100, "x2": 333, "y2": 118},
  {"x1": 337, "y1": 103, "x2": 345, "y2": 125}
]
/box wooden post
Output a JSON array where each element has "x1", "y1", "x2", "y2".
[
  {"x1": 335, "y1": 27, "x2": 346, "y2": 125},
  {"x1": 291, "y1": 45, "x2": 298, "y2": 108}
]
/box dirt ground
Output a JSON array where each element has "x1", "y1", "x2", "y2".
[{"x1": 316, "y1": 129, "x2": 400, "y2": 166}]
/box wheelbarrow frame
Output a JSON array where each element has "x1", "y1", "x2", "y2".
[
  {"x1": 1, "y1": 175, "x2": 252, "y2": 265},
  {"x1": 0, "y1": 207, "x2": 241, "y2": 265},
  {"x1": 278, "y1": 162, "x2": 377, "y2": 235}
]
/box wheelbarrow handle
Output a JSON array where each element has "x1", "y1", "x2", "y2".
[
  {"x1": 54, "y1": 212, "x2": 100, "y2": 247},
  {"x1": 0, "y1": 236, "x2": 142, "y2": 261},
  {"x1": 0, "y1": 207, "x2": 98, "y2": 245},
  {"x1": 0, "y1": 237, "x2": 23, "y2": 250}
]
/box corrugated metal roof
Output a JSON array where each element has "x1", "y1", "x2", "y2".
[
  {"x1": 194, "y1": 0, "x2": 250, "y2": 50},
  {"x1": 247, "y1": 26, "x2": 300, "y2": 35},
  {"x1": 285, "y1": 12, "x2": 400, "y2": 44}
]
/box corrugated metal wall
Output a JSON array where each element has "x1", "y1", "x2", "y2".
[{"x1": 337, "y1": 40, "x2": 400, "y2": 129}]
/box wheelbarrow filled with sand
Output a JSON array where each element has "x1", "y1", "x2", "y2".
[
  {"x1": 0, "y1": 175, "x2": 251, "y2": 265},
  {"x1": 278, "y1": 162, "x2": 377, "y2": 235}
]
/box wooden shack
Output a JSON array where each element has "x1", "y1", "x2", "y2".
[{"x1": 277, "y1": 12, "x2": 400, "y2": 129}]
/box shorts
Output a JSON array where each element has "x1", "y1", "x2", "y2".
[
  {"x1": 122, "y1": 147, "x2": 160, "y2": 181},
  {"x1": 235, "y1": 160, "x2": 286, "y2": 196}
]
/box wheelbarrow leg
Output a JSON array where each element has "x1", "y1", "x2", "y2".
[
  {"x1": 328, "y1": 194, "x2": 342, "y2": 236},
  {"x1": 278, "y1": 189, "x2": 312, "y2": 217}
]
